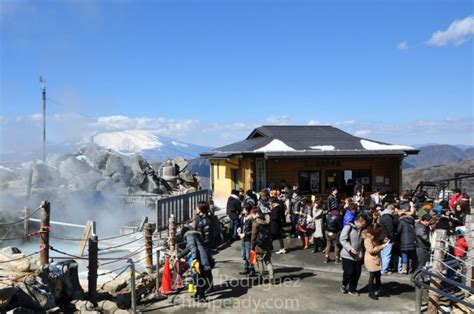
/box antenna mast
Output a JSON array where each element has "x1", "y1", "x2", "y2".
[{"x1": 40, "y1": 76, "x2": 46, "y2": 162}]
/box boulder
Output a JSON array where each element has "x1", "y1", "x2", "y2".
[
  {"x1": 68, "y1": 171, "x2": 102, "y2": 191},
  {"x1": 0, "y1": 248, "x2": 32, "y2": 272},
  {"x1": 101, "y1": 277, "x2": 128, "y2": 294},
  {"x1": 46, "y1": 154, "x2": 69, "y2": 169},
  {"x1": 0, "y1": 166, "x2": 20, "y2": 183},
  {"x1": 128, "y1": 156, "x2": 147, "y2": 187},
  {"x1": 30, "y1": 162, "x2": 63, "y2": 188},
  {"x1": 58, "y1": 156, "x2": 94, "y2": 181}
]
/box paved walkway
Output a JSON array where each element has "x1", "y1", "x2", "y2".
[{"x1": 138, "y1": 236, "x2": 416, "y2": 313}]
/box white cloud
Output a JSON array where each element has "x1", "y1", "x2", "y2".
[
  {"x1": 397, "y1": 41, "x2": 409, "y2": 50},
  {"x1": 265, "y1": 115, "x2": 292, "y2": 125},
  {"x1": 354, "y1": 129, "x2": 372, "y2": 137},
  {"x1": 1, "y1": 114, "x2": 473, "y2": 156},
  {"x1": 331, "y1": 118, "x2": 474, "y2": 145},
  {"x1": 308, "y1": 120, "x2": 322, "y2": 126},
  {"x1": 426, "y1": 16, "x2": 474, "y2": 46}
]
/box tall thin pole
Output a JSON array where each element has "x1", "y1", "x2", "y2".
[{"x1": 40, "y1": 76, "x2": 46, "y2": 162}]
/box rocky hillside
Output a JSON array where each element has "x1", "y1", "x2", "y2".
[
  {"x1": 403, "y1": 144, "x2": 470, "y2": 169},
  {"x1": 402, "y1": 158, "x2": 474, "y2": 195}
]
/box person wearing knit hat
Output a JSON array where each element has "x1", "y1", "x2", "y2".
[{"x1": 415, "y1": 214, "x2": 431, "y2": 270}]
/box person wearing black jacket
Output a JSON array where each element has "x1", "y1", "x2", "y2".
[
  {"x1": 195, "y1": 201, "x2": 215, "y2": 250},
  {"x1": 227, "y1": 190, "x2": 242, "y2": 240},
  {"x1": 415, "y1": 214, "x2": 431, "y2": 270},
  {"x1": 328, "y1": 187, "x2": 340, "y2": 211},
  {"x1": 177, "y1": 230, "x2": 214, "y2": 302},
  {"x1": 269, "y1": 197, "x2": 286, "y2": 254},
  {"x1": 397, "y1": 212, "x2": 417, "y2": 274},
  {"x1": 380, "y1": 205, "x2": 396, "y2": 275},
  {"x1": 238, "y1": 204, "x2": 255, "y2": 275}
]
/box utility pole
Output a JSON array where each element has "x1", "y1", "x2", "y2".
[{"x1": 40, "y1": 76, "x2": 46, "y2": 162}]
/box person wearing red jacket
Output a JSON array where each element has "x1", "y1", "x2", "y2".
[
  {"x1": 454, "y1": 229, "x2": 468, "y2": 258},
  {"x1": 449, "y1": 188, "x2": 463, "y2": 209}
]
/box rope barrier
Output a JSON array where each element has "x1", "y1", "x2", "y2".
[
  {"x1": 0, "y1": 229, "x2": 45, "y2": 241},
  {"x1": 0, "y1": 207, "x2": 41, "y2": 227},
  {"x1": 99, "y1": 265, "x2": 130, "y2": 289},
  {"x1": 49, "y1": 235, "x2": 84, "y2": 242},
  {"x1": 100, "y1": 231, "x2": 141, "y2": 241},
  {"x1": 49, "y1": 246, "x2": 88, "y2": 260},
  {"x1": 99, "y1": 247, "x2": 146, "y2": 266},
  {"x1": 0, "y1": 250, "x2": 40, "y2": 264},
  {"x1": 98, "y1": 236, "x2": 144, "y2": 252},
  {"x1": 98, "y1": 264, "x2": 129, "y2": 277}
]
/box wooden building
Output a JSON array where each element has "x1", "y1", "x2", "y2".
[{"x1": 200, "y1": 126, "x2": 419, "y2": 200}]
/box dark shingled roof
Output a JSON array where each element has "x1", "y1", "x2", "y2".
[{"x1": 200, "y1": 125, "x2": 419, "y2": 158}]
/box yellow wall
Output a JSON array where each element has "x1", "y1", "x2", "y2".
[{"x1": 210, "y1": 157, "x2": 246, "y2": 199}]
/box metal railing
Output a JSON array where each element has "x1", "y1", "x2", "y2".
[
  {"x1": 156, "y1": 189, "x2": 210, "y2": 230},
  {"x1": 412, "y1": 228, "x2": 474, "y2": 313}
]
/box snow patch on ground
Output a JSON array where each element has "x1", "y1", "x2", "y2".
[
  {"x1": 360, "y1": 139, "x2": 414, "y2": 150},
  {"x1": 254, "y1": 139, "x2": 295, "y2": 152},
  {"x1": 172, "y1": 141, "x2": 188, "y2": 148},
  {"x1": 92, "y1": 130, "x2": 163, "y2": 153},
  {"x1": 309, "y1": 145, "x2": 335, "y2": 151},
  {"x1": 76, "y1": 155, "x2": 94, "y2": 168}
]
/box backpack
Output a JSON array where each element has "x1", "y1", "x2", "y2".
[
  {"x1": 256, "y1": 223, "x2": 270, "y2": 248},
  {"x1": 326, "y1": 211, "x2": 342, "y2": 232}
]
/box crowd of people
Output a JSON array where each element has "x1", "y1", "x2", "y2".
[
  {"x1": 175, "y1": 183, "x2": 470, "y2": 303},
  {"x1": 224, "y1": 184, "x2": 471, "y2": 301}
]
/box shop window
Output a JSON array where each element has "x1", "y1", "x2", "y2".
[
  {"x1": 298, "y1": 171, "x2": 320, "y2": 194},
  {"x1": 231, "y1": 169, "x2": 239, "y2": 191}
]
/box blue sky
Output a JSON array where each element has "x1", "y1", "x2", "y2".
[{"x1": 1, "y1": 0, "x2": 473, "y2": 150}]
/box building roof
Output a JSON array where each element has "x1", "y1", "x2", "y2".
[{"x1": 200, "y1": 125, "x2": 419, "y2": 158}]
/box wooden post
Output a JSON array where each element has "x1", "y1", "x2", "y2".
[
  {"x1": 129, "y1": 259, "x2": 137, "y2": 313},
  {"x1": 155, "y1": 249, "x2": 161, "y2": 295},
  {"x1": 39, "y1": 201, "x2": 50, "y2": 265},
  {"x1": 169, "y1": 214, "x2": 176, "y2": 258},
  {"x1": 88, "y1": 235, "x2": 98, "y2": 307},
  {"x1": 144, "y1": 222, "x2": 156, "y2": 274},
  {"x1": 24, "y1": 207, "x2": 30, "y2": 242},
  {"x1": 78, "y1": 221, "x2": 92, "y2": 256},
  {"x1": 428, "y1": 229, "x2": 446, "y2": 314}
]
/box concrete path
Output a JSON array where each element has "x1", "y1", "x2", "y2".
[{"x1": 138, "y1": 236, "x2": 417, "y2": 313}]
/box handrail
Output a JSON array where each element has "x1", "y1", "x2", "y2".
[{"x1": 412, "y1": 267, "x2": 474, "y2": 310}]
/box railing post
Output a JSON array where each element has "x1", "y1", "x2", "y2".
[
  {"x1": 155, "y1": 249, "x2": 161, "y2": 295},
  {"x1": 24, "y1": 207, "x2": 30, "y2": 242},
  {"x1": 129, "y1": 259, "x2": 137, "y2": 313},
  {"x1": 428, "y1": 229, "x2": 446, "y2": 314},
  {"x1": 88, "y1": 234, "x2": 98, "y2": 307},
  {"x1": 169, "y1": 214, "x2": 176, "y2": 257},
  {"x1": 415, "y1": 285, "x2": 422, "y2": 314},
  {"x1": 144, "y1": 222, "x2": 156, "y2": 274},
  {"x1": 466, "y1": 213, "x2": 473, "y2": 290},
  {"x1": 39, "y1": 201, "x2": 50, "y2": 265}
]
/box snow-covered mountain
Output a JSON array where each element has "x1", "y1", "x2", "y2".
[
  {"x1": 0, "y1": 130, "x2": 212, "y2": 163},
  {"x1": 90, "y1": 130, "x2": 211, "y2": 161}
]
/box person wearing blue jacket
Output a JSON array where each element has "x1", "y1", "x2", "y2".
[{"x1": 343, "y1": 204, "x2": 358, "y2": 227}]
